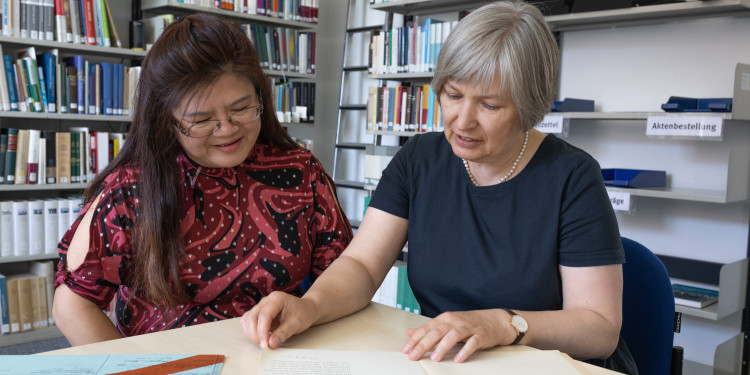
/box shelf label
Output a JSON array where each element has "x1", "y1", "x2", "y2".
[
  {"x1": 607, "y1": 190, "x2": 631, "y2": 212},
  {"x1": 535, "y1": 115, "x2": 567, "y2": 134},
  {"x1": 646, "y1": 116, "x2": 723, "y2": 138}
]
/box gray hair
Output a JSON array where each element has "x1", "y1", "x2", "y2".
[{"x1": 432, "y1": 1, "x2": 559, "y2": 131}]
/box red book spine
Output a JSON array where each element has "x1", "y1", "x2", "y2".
[{"x1": 82, "y1": 0, "x2": 97, "y2": 45}]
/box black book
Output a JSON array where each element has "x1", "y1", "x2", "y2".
[{"x1": 42, "y1": 131, "x2": 55, "y2": 184}]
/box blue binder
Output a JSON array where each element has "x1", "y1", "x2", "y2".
[
  {"x1": 551, "y1": 98, "x2": 594, "y2": 112},
  {"x1": 602, "y1": 169, "x2": 666, "y2": 188},
  {"x1": 661, "y1": 96, "x2": 732, "y2": 112}
]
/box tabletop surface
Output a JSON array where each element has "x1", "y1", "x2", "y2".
[{"x1": 43, "y1": 302, "x2": 620, "y2": 375}]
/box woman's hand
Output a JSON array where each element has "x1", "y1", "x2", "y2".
[
  {"x1": 402, "y1": 309, "x2": 514, "y2": 363},
  {"x1": 239, "y1": 291, "x2": 319, "y2": 349}
]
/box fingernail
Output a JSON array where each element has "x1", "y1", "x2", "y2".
[
  {"x1": 260, "y1": 340, "x2": 266, "y2": 349},
  {"x1": 402, "y1": 345, "x2": 411, "y2": 353},
  {"x1": 454, "y1": 353, "x2": 463, "y2": 362},
  {"x1": 431, "y1": 353, "x2": 440, "y2": 361},
  {"x1": 269, "y1": 337, "x2": 278, "y2": 347}
]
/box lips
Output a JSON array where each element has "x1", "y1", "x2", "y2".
[
  {"x1": 215, "y1": 138, "x2": 241, "y2": 147},
  {"x1": 454, "y1": 134, "x2": 478, "y2": 147}
]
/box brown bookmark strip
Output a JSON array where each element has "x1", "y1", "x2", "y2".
[{"x1": 108, "y1": 354, "x2": 225, "y2": 375}]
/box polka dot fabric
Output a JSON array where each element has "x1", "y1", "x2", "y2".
[{"x1": 54, "y1": 143, "x2": 351, "y2": 337}]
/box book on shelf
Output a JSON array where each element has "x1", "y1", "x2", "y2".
[
  {"x1": 6, "y1": 275, "x2": 20, "y2": 333},
  {"x1": 16, "y1": 274, "x2": 33, "y2": 332},
  {"x1": 55, "y1": 131, "x2": 71, "y2": 184},
  {"x1": 0, "y1": 132, "x2": 7, "y2": 183},
  {"x1": 42, "y1": 199, "x2": 59, "y2": 254},
  {"x1": 55, "y1": 0, "x2": 68, "y2": 42},
  {"x1": 57, "y1": 197, "x2": 70, "y2": 242},
  {"x1": 673, "y1": 283, "x2": 719, "y2": 309},
  {"x1": 13, "y1": 129, "x2": 29, "y2": 184},
  {"x1": 30, "y1": 260, "x2": 55, "y2": 326},
  {"x1": 43, "y1": 130, "x2": 56, "y2": 183},
  {"x1": 26, "y1": 129, "x2": 41, "y2": 184},
  {"x1": 27, "y1": 199, "x2": 44, "y2": 256},
  {"x1": 0, "y1": 201, "x2": 13, "y2": 257},
  {"x1": 0, "y1": 273, "x2": 9, "y2": 334},
  {"x1": 11, "y1": 200, "x2": 29, "y2": 257},
  {"x1": 5, "y1": 128, "x2": 18, "y2": 184}
]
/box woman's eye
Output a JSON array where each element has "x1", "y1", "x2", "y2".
[
  {"x1": 193, "y1": 119, "x2": 213, "y2": 126},
  {"x1": 446, "y1": 93, "x2": 460, "y2": 100},
  {"x1": 483, "y1": 103, "x2": 499, "y2": 110}
]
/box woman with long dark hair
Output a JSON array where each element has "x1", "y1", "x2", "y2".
[{"x1": 53, "y1": 13, "x2": 351, "y2": 345}]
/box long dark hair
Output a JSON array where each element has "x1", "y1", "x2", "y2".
[{"x1": 83, "y1": 13, "x2": 299, "y2": 309}]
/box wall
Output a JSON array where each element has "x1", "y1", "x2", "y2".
[{"x1": 558, "y1": 15, "x2": 750, "y2": 369}]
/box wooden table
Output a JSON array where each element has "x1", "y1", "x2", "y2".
[{"x1": 44, "y1": 302, "x2": 620, "y2": 374}]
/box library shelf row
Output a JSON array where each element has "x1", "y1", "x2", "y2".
[
  {"x1": 141, "y1": 0, "x2": 319, "y2": 30},
  {"x1": 0, "y1": 36, "x2": 146, "y2": 59},
  {"x1": 0, "y1": 183, "x2": 87, "y2": 192},
  {"x1": 0, "y1": 254, "x2": 58, "y2": 265},
  {"x1": 370, "y1": 0, "x2": 750, "y2": 31}
]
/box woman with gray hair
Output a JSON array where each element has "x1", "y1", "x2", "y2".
[{"x1": 241, "y1": 1, "x2": 636, "y2": 372}]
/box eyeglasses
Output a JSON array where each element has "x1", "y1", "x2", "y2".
[{"x1": 175, "y1": 104, "x2": 263, "y2": 138}]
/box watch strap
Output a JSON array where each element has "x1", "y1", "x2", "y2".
[{"x1": 501, "y1": 308, "x2": 525, "y2": 345}]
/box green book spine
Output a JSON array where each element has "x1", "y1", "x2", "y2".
[
  {"x1": 396, "y1": 265, "x2": 407, "y2": 311},
  {"x1": 0, "y1": 274, "x2": 8, "y2": 334}
]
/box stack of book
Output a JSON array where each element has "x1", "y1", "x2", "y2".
[
  {"x1": 369, "y1": 17, "x2": 458, "y2": 75},
  {"x1": 366, "y1": 84, "x2": 443, "y2": 133},
  {"x1": 0, "y1": 261, "x2": 56, "y2": 335},
  {"x1": 1, "y1": 0, "x2": 124, "y2": 48},
  {"x1": 672, "y1": 283, "x2": 719, "y2": 309},
  {"x1": 274, "y1": 81, "x2": 315, "y2": 123},
  {"x1": 243, "y1": 24, "x2": 316, "y2": 75},
  {"x1": 0, "y1": 127, "x2": 127, "y2": 185},
  {"x1": 372, "y1": 263, "x2": 421, "y2": 315},
  {"x1": 0, "y1": 45, "x2": 141, "y2": 117},
  {"x1": 0, "y1": 197, "x2": 85, "y2": 257},
  {"x1": 170, "y1": 0, "x2": 319, "y2": 23}
]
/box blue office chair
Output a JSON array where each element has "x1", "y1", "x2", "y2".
[{"x1": 620, "y1": 237, "x2": 682, "y2": 375}]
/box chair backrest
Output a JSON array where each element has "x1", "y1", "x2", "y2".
[{"x1": 620, "y1": 237, "x2": 675, "y2": 375}]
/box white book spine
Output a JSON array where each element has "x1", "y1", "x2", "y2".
[
  {"x1": 43, "y1": 199, "x2": 59, "y2": 254},
  {"x1": 0, "y1": 201, "x2": 14, "y2": 257},
  {"x1": 27, "y1": 200, "x2": 44, "y2": 255},
  {"x1": 57, "y1": 198, "x2": 71, "y2": 242},
  {"x1": 11, "y1": 201, "x2": 30, "y2": 257},
  {"x1": 68, "y1": 197, "x2": 82, "y2": 224},
  {"x1": 27, "y1": 129, "x2": 41, "y2": 184}
]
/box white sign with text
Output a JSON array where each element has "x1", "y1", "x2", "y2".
[
  {"x1": 646, "y1": 116, "x2": 723, "y2": 138},
  {"x1": 607, "y1": 190, "x2": 631, "y2": 212},
  {"x1": 535, "y1": 115, "x2": 566, "y2": 134}
]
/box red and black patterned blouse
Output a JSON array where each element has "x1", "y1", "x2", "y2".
[{"x1": 54, "y1": 143, "x2": 352, "y2": 337}]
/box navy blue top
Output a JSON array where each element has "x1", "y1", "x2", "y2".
[{"x1": 369, "y1": 132, "x2": 625, "y2": 318}]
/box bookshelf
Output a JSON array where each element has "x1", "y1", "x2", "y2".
[
  {"x1": 370, "y1": 0, "x2": 750, "y2": 28},
  {"x1": 140, "y1": 0, "x2": 319, "y2": 30},
  {"x1": 348, "y1": 1, "x2": 750, "y2": 374},
  {"x1": 0, "y1": 0, "x2": 141, "y2": 348},
  {"x1": 139, "y1": 0, "x2": 319, "y2": 130}
]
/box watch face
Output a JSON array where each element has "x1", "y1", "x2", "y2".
[{"x1": 512, "y1": 315, "x2": 528, "y2": 333}]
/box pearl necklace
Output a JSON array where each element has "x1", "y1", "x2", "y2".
[{"x1": 462, "y1": 130, "x2": 529, "y2": 186}]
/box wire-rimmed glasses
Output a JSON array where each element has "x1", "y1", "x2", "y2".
[{"x1": 175, "y1": 104, "x2": 263, "y2": 138}]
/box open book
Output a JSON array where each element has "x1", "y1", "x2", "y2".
[{"x1": 259, "y1": 347, "x2": 591, "y2": 375}]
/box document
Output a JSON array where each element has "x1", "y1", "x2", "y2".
[
  {"x1": 0, "y1": 354, "x2": 224, "y2": 374},
  {"x1": 259, "y1": 347, "x2": 589, "y2": 375}
]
